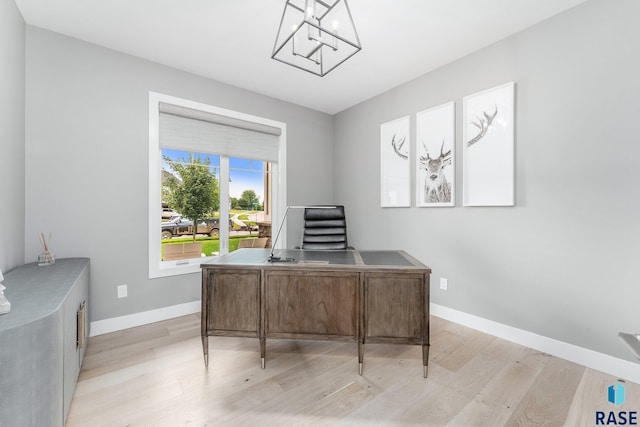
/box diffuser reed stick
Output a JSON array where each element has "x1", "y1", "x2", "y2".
[{"x1": 39, "y1": 232, "x2": 55, "y2": 265}]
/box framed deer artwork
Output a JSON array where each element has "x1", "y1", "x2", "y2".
[
  {"x1": 416, "y1": 102, "x2": 455, "y2": 207},
  {"x1": 380, "y1": 116, "x2": 411, "y2": 207},
  {"x1": 463, "y1": 82, "x2": 515, "y2": 206}
]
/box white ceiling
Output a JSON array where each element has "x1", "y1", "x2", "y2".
[{"x1": 15, "y1": 0, "x2": 588, "y2": 114}]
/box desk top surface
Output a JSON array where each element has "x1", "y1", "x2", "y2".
[{"x1": 201, "y1": 249, "x2": 430, "y2": 272}]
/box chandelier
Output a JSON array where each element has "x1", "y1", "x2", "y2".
[{"x1": 271, "y1": 0, "x2": 362, "y2": 77}]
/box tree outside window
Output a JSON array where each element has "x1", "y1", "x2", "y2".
[
  {"x1": 237, "y1": 189, "x2": 262, "y2": 210},
  {"x1": 163, "y1": 153, "x2": 219, "y2": 242}
]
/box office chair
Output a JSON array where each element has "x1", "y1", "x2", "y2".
[{"x1": 300, "y1": 205, "x2": 353, "y2": 250}]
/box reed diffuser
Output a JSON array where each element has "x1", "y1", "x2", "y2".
[{"x1": 38, "y1": 232, "x2": 55, "y2": 266}]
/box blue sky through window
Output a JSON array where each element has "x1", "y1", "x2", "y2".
[{"x1": 162, "y1": 149, "x2": 266, "y2": 201}]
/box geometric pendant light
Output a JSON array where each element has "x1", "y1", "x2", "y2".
[{"x1": 272, "y1": 0, "x2": 362, "y2": 77}]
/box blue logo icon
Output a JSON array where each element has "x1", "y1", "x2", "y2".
[
  {"x1": 609, "y1": 381, "x2": 626, "y2": 406},
  {"x1": 596, "y1": 381, "x2": 636, "y2": 425}
]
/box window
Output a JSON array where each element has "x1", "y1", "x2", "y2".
[{"x1": 149, "y1": 92, "x2": 287, "y2": 278}]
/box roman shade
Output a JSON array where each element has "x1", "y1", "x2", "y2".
[{"x1": 159, "y1": 102, "x2": 281, "y2": 162}]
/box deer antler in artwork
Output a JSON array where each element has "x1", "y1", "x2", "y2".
[
  {"x1": 391, "y1": 134, "x2": 408, "y2": 160},
  {"x1": 420, "y1": 140, "x2": 451, "y2": 166},
  {"x1": 467, "y1": 106, "x2": 498, "y2": 147}
]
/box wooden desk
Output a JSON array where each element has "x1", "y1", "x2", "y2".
[{"x1": 200, "y1": 249, "x2": 431, "y2": 377}]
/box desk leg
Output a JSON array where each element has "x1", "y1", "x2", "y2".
[
  {"x1": 202, "y1": 335, "x2": 209, "y2": 367},
  {"x1": 422, "y1": 344, "x2": 430, "y2": 378},
  {"x1": 358, "y1": 341, "x2": 364, "y2": 375},
  {"x1": 260, "y1": 338, "x2": 266, "y2": 369}
]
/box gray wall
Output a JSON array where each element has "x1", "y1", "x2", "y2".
[
  {"x1": 0, "y1": 1, "x2": 26, "y2": 272},
  {"x1": 334, "y1": 0, "x2": 640, "y2": 362},
  {"x1": 25, "y1": 27, "x2": 334, "y2": 322},
  {"x1": 14, "y1": 0, "x2": 640, "y2": 363}
]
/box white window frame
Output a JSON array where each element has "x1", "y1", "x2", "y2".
[{"x1": 148, "y1": 92, "x2": 287, "y2": 278}]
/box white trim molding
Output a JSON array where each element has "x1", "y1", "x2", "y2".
[
  {"x1": 90, "y1": 300, "x2": 201, "y2": 337},
  {"x1": 431, "y1": 303, "x2": 640, "y2": 384}
]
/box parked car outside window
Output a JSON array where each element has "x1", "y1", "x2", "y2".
[{"x1": 161, "y1": 216, "x2": 231, "y2": 240}]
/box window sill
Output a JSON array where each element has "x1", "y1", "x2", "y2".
[{"x1": 149, "y1": 255, "x2": 216, "y2": 279}]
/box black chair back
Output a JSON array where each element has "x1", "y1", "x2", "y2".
[{"x1": 301, "y1": 206, "x2": 349, "y2": 250}]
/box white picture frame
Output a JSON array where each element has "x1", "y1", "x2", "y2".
[
  {"x1": 463, "y1": 82, "x2": 515, "y2": 206},
  {"x1": 380, "y1": 116, "x2": 411, "y2": 207},
  {"x1": 416, "y1": 102, "x2": 455, "y2": 207}
]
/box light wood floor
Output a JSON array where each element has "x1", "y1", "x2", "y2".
[{"x1": 67, "y1": 314, "x2": 639, "y2": 426}]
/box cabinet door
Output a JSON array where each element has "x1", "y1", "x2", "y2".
[
  {"x1": 265, "y1": 271, "x2": 358, "y2": 339},
  {"x1": 206, "y1": 269, "x2": 260, "y2": 336},
  {"x1": 364, "y1": 273, "x2": 424, "y2": 344},
  {"x1": 62, "y1": 264, "x2": 89, "y2": 424}
]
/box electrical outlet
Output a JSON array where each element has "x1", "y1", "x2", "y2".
[
  {"x1": 117, "y1": 284, "x2": 128, "y2": 299},
  {"x1": 440, "y1": 278, "x2": 448, "y2": 291}
]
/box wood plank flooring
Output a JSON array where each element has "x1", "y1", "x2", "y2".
[{"x1": 66, "y1": 314, "x2": 639, "y2": 426}]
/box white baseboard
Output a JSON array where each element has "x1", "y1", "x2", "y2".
[
  {"x1": 89, "y1": 300, "x2": 638, "y2": 383},
  {"x1": 430, "y1": 303, "x2": 640, "y2": 384},
  {"x1": 90, "y1": 300, "x2": 201, "y2": 337}
]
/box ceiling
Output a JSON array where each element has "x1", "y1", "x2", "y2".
[{"x1": 15, "y1": 0, "x2": 588, "y2": 115}]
